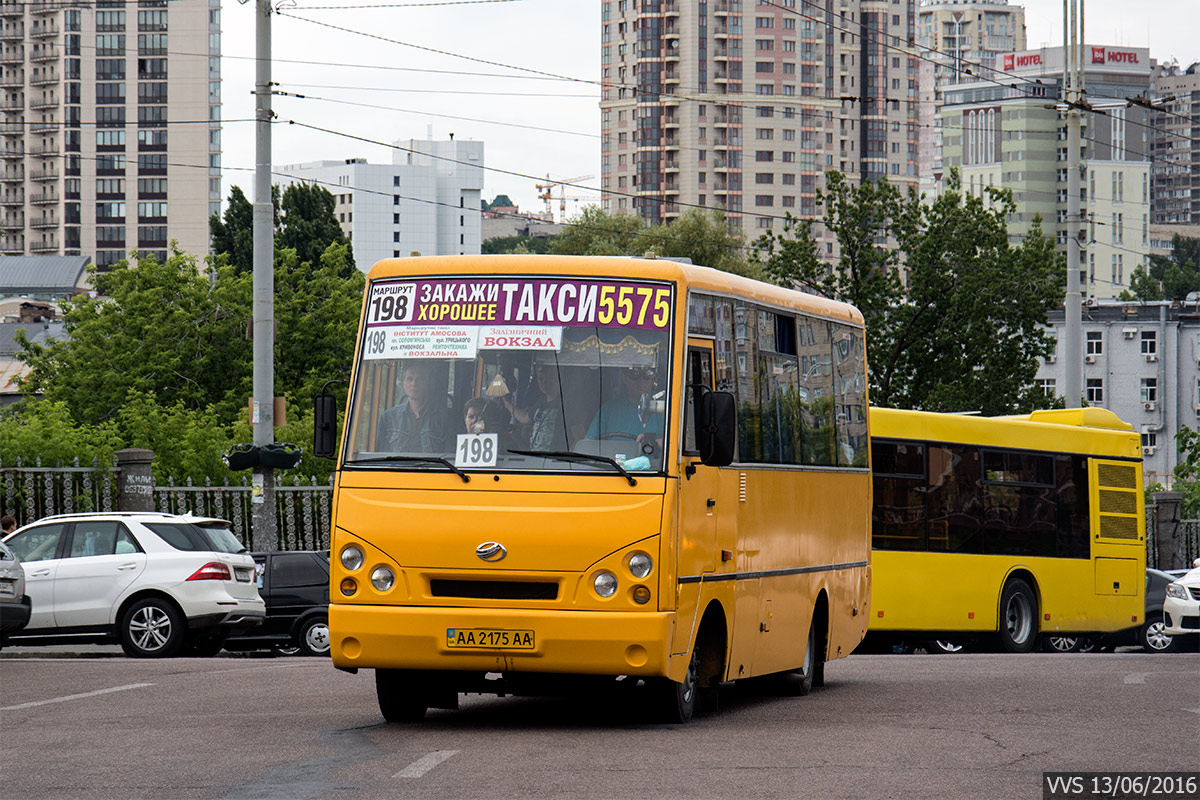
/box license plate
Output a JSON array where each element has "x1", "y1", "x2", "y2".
[
  {"x1": 446, "y1": 628, "x2": 534, "y2": 650},
  {"x1": 0, "y1": 581, "x2": 13, "y2": 597},
  {"x1": 234, "y1": 567, "x2": 253, "y2": 582}
]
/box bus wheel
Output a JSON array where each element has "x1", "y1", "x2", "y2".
[
  {"x1": 376, "y1": 669, "x2": 427, "y2": 723},
  {"x1": 927, "y1": 639, "x2": 966, "y2": 655},
  {"x1": 998, "y1": 578, "x2": 1038, "y2": 653},
  {"x1": 655, "y1": 644, "x2": 700, "y2": 724},
  {"x1": 1041, "y1": 635, "x2": 1082, "y2": 653}
]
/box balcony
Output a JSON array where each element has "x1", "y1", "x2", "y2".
[
  {"x1": 29, "y1": 168, "x2": 57, "y2": 181},
  {"x1": 29, "y1": 190, "x2": 57, "y2": 204},
  {"x1": 29, "y1": 214, "x2": 57, "y2": 229},
  {"x1": 30, "y1": 238, "x2": 58, "y2": 253},
  {"x1": 0, "y1": 169, "x2": 21, "y2": 182},
  {"x1": 0, "y1": 1, "x2": 21, "y2": 15},
  {"x1": 30, "y1": 71, "x2": 58, "y2": 86},
  {"x1": 30, "y1": 120, "x2": 57, "y2": 134},
  {"x1": 0, "y1": 25, "x2": 21, "y2": 40},
  {"x1": 3, "y1": 214, "x2": 21, "y2": 227},
  {"x1": 29, "y1": 144, "x2": 58, "y2": 157},
  {"x1": 29, "y1": 48, "x2": 57, "y2": 63},
  {"x1": 30, "y1": 25, "x2": 58, "y2": 38},
  {"x1": 1, "y1": 191, "x2": 23, "y2": 205},
  {"x1": 0, "y1": 99, "x2": 22, "y2": 112},
  {"x1": 30, "y1": 97, "x2": 58, "y2": 111},
  {"x1": 29, "y1": 2, "x2": 60, "y2": 14},
  {"x1": 0, "y1": 146, "x2": 22, "y2": 158}
]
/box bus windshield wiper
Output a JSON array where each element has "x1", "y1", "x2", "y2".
[
  {"x1": 508, "y1": 449, "x2": 637, "y2": 486},
  {"x1": 344, "y1": 455, "x2": 470, "y2": 483}
]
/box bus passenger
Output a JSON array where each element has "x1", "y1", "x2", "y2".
[
  {"x1": 585, "y1": 366, "x2": 663, "y2": 446},
  {"x1": 500, "y1": 363, "x2": 567, "y2": 451},
  {"x1": 376, "y1": 361, "x2": 449, "y2": 453}
]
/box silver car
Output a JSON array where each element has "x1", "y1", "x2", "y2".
[{"x1": 0, "y1": 538, "x2": 31, "y2": 645}]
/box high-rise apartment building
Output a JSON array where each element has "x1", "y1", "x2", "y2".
[
  {"x1": 914, "y1": 0, "x2": 1025, "y2": 194},
  {"x1": 277, "y1": 138, "x2": 484, "y2": 272},
  {"x1": 599, "y1": 0, "x2": 919, "y2": 243},
  {"x1": 0, "y1": 0, "x2": 220, "y2": 266},
  {"x1": 1150, "y1": 61, "x2": 1199, "y2": 228}
]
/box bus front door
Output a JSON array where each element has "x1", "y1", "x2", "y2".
[{"x1": 672, "y1": 341, "x2": 726, "y2": 658}]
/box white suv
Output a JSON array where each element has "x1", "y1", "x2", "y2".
[{"x1": 2, "y1": 512, "x2": 265, "y2": 657}]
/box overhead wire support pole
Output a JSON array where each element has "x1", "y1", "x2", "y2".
[
  {"x1": 252, "y1": 0, "x2": 277, "y2": 551},
  {"x1": 1062, "y1": 0, "x2": 1083, "y2": 409}
]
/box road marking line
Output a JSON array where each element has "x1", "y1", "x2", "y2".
[
  {"x1": 394, "y1": 750, "x2": 460, "y2": 779},
  {"x1": 1123, "y1": 672, "x2": 1149, "y2": 684},
  {"x1": 0, "y1": 682, "x2": 154, "y2": 711}
]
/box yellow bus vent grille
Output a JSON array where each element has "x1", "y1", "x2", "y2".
[
  {"x1": 1099, "y1": 515, "x2": 1139, "y2": 540},
  {"x1": 1098, "y1": 489, "x2": 1137, "y2": 515},
  {"x1": 1098, "y1": 463, "x2": 1136, "y2": 490}
]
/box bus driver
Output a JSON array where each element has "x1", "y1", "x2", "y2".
[{"x1": 376, "y1": 361, "x2": 450, "y2": 453}]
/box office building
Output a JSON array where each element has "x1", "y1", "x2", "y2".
[
  {"x1": 1150, "y1": 61, "x2": 1199, "y2": 228},
  {"x1": 914, "y1": 0, "x2": 1026, "y2": 195},
  {"x1": 277, "y1": 137, "x2": 484, "y2": 272},
  {"x1": 599, "y1": 0, "x2": 919, "y2": 245},
  {"x1": 1037, "y1": 299, "x2": 1200, "y2": 487},
  {"x1": 0, "y1": 0, "x2": 221, "y2": 266},
  {"x1": 939, "y1": 45, "x2": 1153, "y2": 299}
]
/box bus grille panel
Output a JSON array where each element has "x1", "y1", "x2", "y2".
[
  {"x1": 429, "y1": 579, "x2": 559, "y2": 600},
  {"x1": 1097, "y1": 463, "x2": 1136, "y2": 489},
  {"x1": 1098, "y1": 489, "x2": 1137, "y2": 515},
  {"x1": 1098, "y1": 515, "x2": 1138, "y2": 540}
]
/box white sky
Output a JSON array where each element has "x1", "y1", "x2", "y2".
[{"x1": 218, "y1": 0, "x2": 1196, "y2": 221}]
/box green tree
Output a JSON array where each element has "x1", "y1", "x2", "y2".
[
  {"x1": 551, "y1": 206, "x2": 650, "y2": 256},
  {"x1": 636, "y1": 208, "x2": 754, "y2": 276},
  {"x1": 1173, "y1": 425, "x2": 1200, "y2": 519},
  {"x1": 1127, "y1": 235, "x2": 1200, "y2": 302},
  {"x1": 754, "y1": 169, "x2": 1066, "y2": 414},
  {"x1": 481, "y1": 234, "x2": 557, "y2": 254},
  {"x1": 278, "y1": 183, "x2": 355, "y2": 277},
  {"x1": 0, "y1": 400, "x2": 122, "y2": 467},
  {"x1": 209, "y1": 185, "x2": 278, "y2": 274},
  {"x1": 16, "y1": 249, "x2": 252, "y2": 424}
]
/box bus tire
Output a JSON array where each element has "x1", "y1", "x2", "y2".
[
  {"x1": 782, "y1": 620, "x2": 816, "y2": 696},
  {"x1": 998, "y1": 578, "x2": 1038, "y2": 653},
  {"x1": 654, "y1": 643, "x2": 700, "y2": 724},
  {"x1": 376, "y1": 669, "x2": 427, "y2": 723}
]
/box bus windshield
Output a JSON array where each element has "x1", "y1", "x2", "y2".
[{"x1": 343, "y1": 275, "x2": 674, "y2": 475}]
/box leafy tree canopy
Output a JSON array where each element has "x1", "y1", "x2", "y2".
[
  {"x1": 1125, "y1": 234, "x2": 1200, "y2": 302},
  {"x1": 753, "y1": 169, "x2": 1065, "y2": 415},
  {"x1": 552, "y1": 206, "x2": 753, "y2": 275},
  {"x1": 209, "y1": 183, "x2": 354, "y2": 278},
  {"x1": 481, "y1": 234, "x2": 557, "y2": 255}
]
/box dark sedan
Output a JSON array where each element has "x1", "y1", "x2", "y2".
[{"x1": 224, "y1": 551, "x2": 329, "y2": 657}]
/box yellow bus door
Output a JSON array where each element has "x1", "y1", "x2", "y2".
[{"x1": 673, "y1": 341, "x2": 723, "y2": 656}]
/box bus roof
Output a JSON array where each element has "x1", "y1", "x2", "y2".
[
  {"x1": 869, "y1": 406, "x2": 1140, "y2": 458},
  {"x1": 365, "y1": 254, "x2": 864, "y2": 327}
]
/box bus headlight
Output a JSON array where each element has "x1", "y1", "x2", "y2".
[
  {"x1": 340, "y1": 545, "x2": 364, "y2": 571},
  {"x1": 628, "y1": 552, "x2": 653, "y2": 578},
  {"x1": 370, "y1": 566, "x2": 395, "y2": 592},
  {"x1": 593, "y1": 571, "x2": 618, "y2": 598}
]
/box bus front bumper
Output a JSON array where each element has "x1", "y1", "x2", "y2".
[{"x1": 330, "y1": 604, "x2": 674, "y2": 677}]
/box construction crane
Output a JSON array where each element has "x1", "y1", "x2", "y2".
[{"x1": 535, "y1": 174, "x2": 596, "y2": 223}]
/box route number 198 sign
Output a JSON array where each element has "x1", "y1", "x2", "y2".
[{"x1": 455, "y1": 433, "x2": 498, "y2": 469}]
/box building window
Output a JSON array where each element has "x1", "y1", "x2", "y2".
[
  {"x1": 1086, "y1": 331, "x2": 1102, "y2": 355},
  {"x1": 1141, "y1": 432, "x2": 1157, "y2": 449},
  {"x1": 1140, "y1": 331, "x2": 1156, "y2": 356},
  {"x1": 1086, "y1": 378, "x2": 1103, "y2": 405},
  {"x1": 1036, "y1": 378, "x2": 1056, "y2": 398},
  {"x1": 1140, "y1": 378, "x2": 1157, "y2": 404}
]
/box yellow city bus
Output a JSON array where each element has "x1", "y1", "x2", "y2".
[
  {"x1": 315, "y1": 254, "x2": 872, "y2": 723},
  {"x1": 868, "y1": 407, "x2": 1145, "y2": 653}
]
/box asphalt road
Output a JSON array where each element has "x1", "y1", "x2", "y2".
[{"x1": 1, "y1": 647, "x2": 1197, "y2": 800}]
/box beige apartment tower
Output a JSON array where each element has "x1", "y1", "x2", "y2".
[
  {"x1": 600, "y1": 0, "x2": 919, "y2": 243},
  {"x1": 1, "y1": 0, "x2": 220, "y2": 266}
]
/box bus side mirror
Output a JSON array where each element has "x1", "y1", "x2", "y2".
[
  {"x1": 313, "y1": 393, "x2": 338, "y2": 460},
  {"x1": 696, "y1": 389, "x2": 736, "y2": 467}
]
